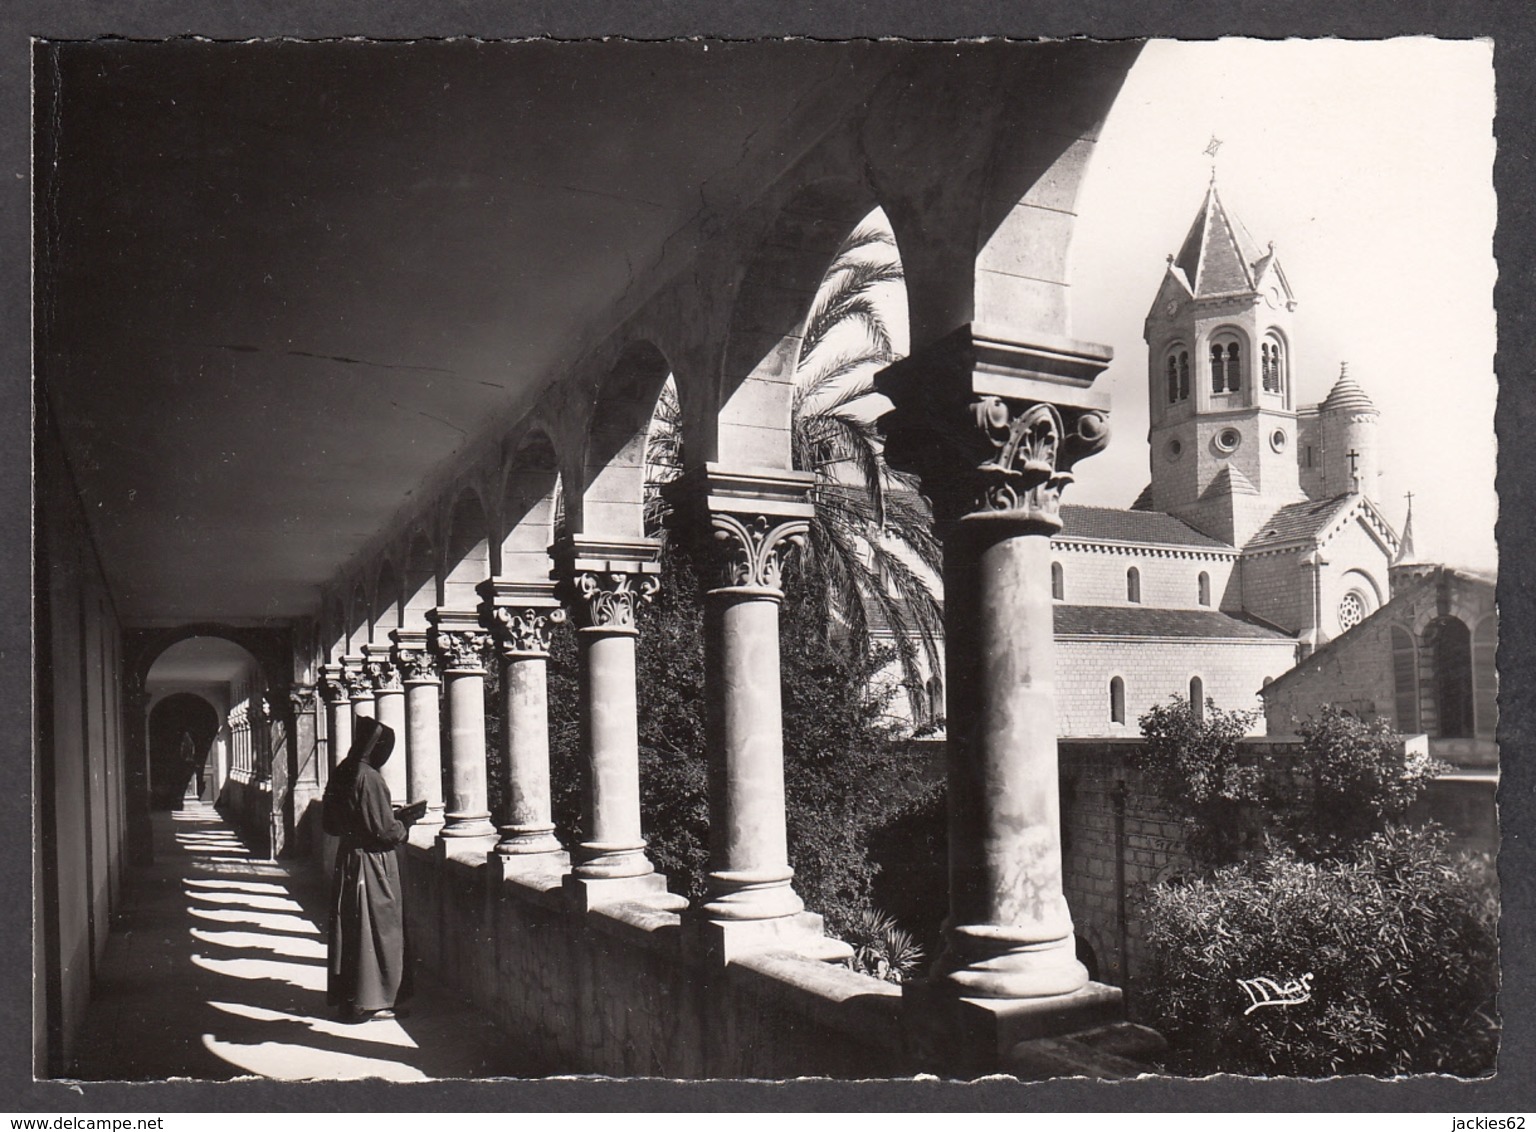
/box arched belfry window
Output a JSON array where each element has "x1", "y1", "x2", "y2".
[
  {"x1": 1189, "y1": 677, "x2": 1205, "y2": 722},
  {"x1": 1110, "y1": 677, "x2": 1126, "y2": 725},
  {"x1": 1051, "y1": 561, "x2": 1064, "y2": 601},
  {"x1": 1210, "y1": 335, "x2": 1242, "y2": 394},
  {"x1": 1262, "y1": 336, "x2": 1286, "y2": 394},
  {"x1": 1391, "y1": 625, "x2": 1420, "y2": 733},
  {"x1": 1126, "y1": 566, "x2": 1141, "y2": 604},
  {"x1": 1166, "y1": 349, "x2": 1191, "y2": 403},
  {"x1": 1198, "y1": 571, "x2": 1211, "y2": 607}
]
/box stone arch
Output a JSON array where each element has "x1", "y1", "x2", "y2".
[
  {"x1": 145, "y1": 691, "x2": 222, "y2": 810},
  {"x1": 863, "y1": 41, "x2": 1141, "y2": 349},
  {"x1": 443, "y1": 489, "x2": 493, "y2": 611},
  {"x1": 322, "y1": 591, "x2": 348, "y2": 663},
  {"x1": 499, "y1": 427, "x2": 563, "y2": 583},
  {"x1": 714, "y1": 177, "x2": 884, "y2": 469},
  {"x1": 574, "y1": 340, "x2": 675, "y2": 540},
  {"x1": 402, "y1": 528, "x2": 438, "y2": 631},
  {"x1": 1424, "y1": 615, "x2": 1474, "y2": 739}
]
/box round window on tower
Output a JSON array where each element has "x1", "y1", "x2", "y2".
[
  {"x1": 1338, "y1": 591, "x2": 1367, "y2": 632},
  {"x1": 1166, "y1": 438, "x2": 1183, "y2": 461},
  {"x1": 1213, "y1": 427, "x2": 1242, "y2": 454},
  {"x1": 1270, "y1": 428, "x2": 1288, "y2": 453}
]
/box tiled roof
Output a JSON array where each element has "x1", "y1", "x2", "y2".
[
  {"x1": 1057, "y1": 504, "x2": 1233, "y2": 550},
  {"x1": 1173, "y1": 182, "x2": 1267, "y2": 297},
  {"x1": 1243, "y1": 494, "x2": 1355, "y2": 551},
  {"x1": 1054, "y1": 605, "x2": 1294, "y2": 641}
]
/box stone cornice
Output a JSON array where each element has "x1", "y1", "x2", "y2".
[{"x1": 1051, "y1": 537, "x2": 1239, "y2": 561}]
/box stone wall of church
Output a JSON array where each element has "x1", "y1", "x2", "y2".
[
  {"x1": 1050, "y1": 545, "x2": 1236, "y2": 610},
  {"x1": 1317, "y1": 518, "x2": 1392, "y2": 636},
  {"x1": 1056, "y1": 637, "x2": 1297, "y2": 737},
  {"x1": 1263, "y1": 612, "x2": 1400, "y2": 733},
  {"x1": 1238, "y1": 546, "x2": 1313, "y2": 635}
]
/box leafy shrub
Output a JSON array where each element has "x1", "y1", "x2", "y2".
[
  {"x1": 1140, "y1": 825, "x2": 1498, "y2": 1077},
  {"x1": 1283, "y1": 706, "x2": 1451, "y2": 858},
  {"x1": 1134, "y1": 695, "x2": 1261, "y2": 866}
]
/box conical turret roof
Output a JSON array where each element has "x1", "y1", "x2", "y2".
[
  {"x1": 1173, "y1": 180, "x2": 1268, "y2": 297},
  {"x1": 1321, "y1": 362, "x2": 1379, "y2": 415}
]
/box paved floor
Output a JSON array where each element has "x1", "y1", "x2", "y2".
[{"x1": 69, "y1": 803, "x2": 536, "y2": 1082}]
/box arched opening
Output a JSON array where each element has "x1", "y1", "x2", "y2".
[
  {"x1": 1262, "y1": 333, "x2": 1286, "y2": 396},
  {"x1": 1427, "y1": 616, "x2": 1474, "y2": 739},
  {"x1": 1109, "y1": 676, "x2": 1126, "y2": 725},
  {"x1": 146, "y1": 693, "x2": 221, "y2": 810},
  {"x1": 1197, "y1": 571, "x2": 1211, "y2": 607},
  {"x1": 500, "y1": 430, "x2": 563, "y2": 577},
  {"x1": 1209, "y1": 331, "x2": 1245, "y2": 395},
  {"x1": 926, "y1": 675, "x2": 945, "y2": 724},
  {"x1": 578, "y1": 341, "x2": 676, "y2": 540},
  {"x1": 1126, "y1": 566, "x2": 1141, "y2": 604},
  {"x1": 1051, "y1": 561, "x2": 1065, "y2": 601},
  {"x1": 373, "y1": 560, "x2": 403, "y2": 644},
  {"x1": 1189, "y1": 676, "x2": 1205, "y2": 723},
  {"x1": 1391, "y1": 625, "x2": 1421, "y2": 733},
  {"x1": 443, "y1": 490, "x2": 491, "y2": 611},
  {"x1": 402, "y1": 530, "x2": 438, "y2": 631},
  {"x1": 144, "y1": 636, "x2": 269, "y2": 815}
]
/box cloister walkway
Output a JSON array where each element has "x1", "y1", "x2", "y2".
[{"x1": 68, "y1": 802, "x2": 536, "y2": 1082}]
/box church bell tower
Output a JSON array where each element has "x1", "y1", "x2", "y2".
[{"x1": 1143, "y1": 179, "x2": 1303, "y2": 545}]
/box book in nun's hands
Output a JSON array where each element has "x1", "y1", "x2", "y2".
[{"x1": 395, "y1": 799, "x2": 428, "y2": 824}]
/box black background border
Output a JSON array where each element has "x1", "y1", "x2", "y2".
[{"x1": 4, "y1": 0, "x2": 1532, "y2": 1114}]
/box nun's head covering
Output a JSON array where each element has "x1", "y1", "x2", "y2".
[{"x1": 349, "y1": 717, "x2": 395, "y2": 769}]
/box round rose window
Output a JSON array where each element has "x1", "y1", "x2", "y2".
[
  {"x1": 1338, "y1": 591, "x2": 1366, "y2": 631},
  {"x1": 1214, "y1": 427, "x2": 1241, "y2": 453}
]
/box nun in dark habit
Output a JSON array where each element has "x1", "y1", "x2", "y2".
[{"x1": 322, "y1": 717, "x2": 424, "y2": 1021}]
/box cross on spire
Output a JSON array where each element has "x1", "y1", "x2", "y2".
[{"x1": 1203, "y1": 134, "x2": 1223, "y2": 182}]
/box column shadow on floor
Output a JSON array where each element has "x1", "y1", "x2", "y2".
[{"x1": 68, "y1": 803, "x2": 539, "y2": 1083}]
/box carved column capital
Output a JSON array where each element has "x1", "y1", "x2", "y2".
[
  {"x1": 551, "y1": 536, "x2": 663, "y2": 633},
  {"x1": 710, "y1": 513, "x2": 808, "y2": 592},
  {"x1": 430, "y1": 627, "x2": 491, "y2": 672},
  {"x1": 318, "y1": 665, "x2": 351, "y2": 705},
  {"x1": 389, "y1": 629, "x2": 440, "y2": 684},
  {"x1": 288, "y1": 682, "x2": 318, "y2": 714},
  {"x1": 490, "y1": 605, "x2": 567, "y2": 657},
  {"x1": 365, "y1": 659, "x2": 403, "y2": 693},
  {"x1": 876, "y1": 326, "x2": 1112, "y2": 537},
  {"x1": 341, "y1": 662, "x2": 374, "y2": 700}
]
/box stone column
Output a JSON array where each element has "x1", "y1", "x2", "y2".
[
  {"x1": 392, "y1": 629, "x2": 445, "y2": 843},
  {"x1": 552, "y1": 536, "x2": 682, "y2": 910},
  {"x1": 878, "y1": 327, "x2": 1111, "y2": 1001},
  {"x1": 319, "y1": 663, "x2": 352, "y2": 771},
  {"x1": 482, "y1": 579, "x2": 566, "y2": 861},
  {"x1": 429, "y1": 612, "x2": 498, "y2": 850},
  {"x1": 364, "y1": 644, "x2": 408, "y2": 805},
  {"x1": 343, "y1": 656, "x2": 375, "y2": 726}
]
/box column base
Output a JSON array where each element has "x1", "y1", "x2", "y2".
[
  {"x1": 563, "y1": 871, "x2": 688, "y2": 913},
  {"x1": 700, "y1": 867, "x2": 805, "y2": 921},
  {"x1": 440, "y1": 812, "x2": 497, "y2": 839},
  {"x1": 902, "y1": 978, "x2": 1125, "y2": 1078},
  {"x1": 494, "y1": 824, "x2": 563, "y2": 857},
  {"x1": 695, "y1": 910, "x2": 854, "y2": 965},
  {"x1": 929, "y1": 924, "x2": 1089, "y2": 999},
  {"x1": 572, "y1": 840, "x2": 654, "y2": 880},
  {"x1": 435, "y1": 829, "x2": 498, "y2": 863}
]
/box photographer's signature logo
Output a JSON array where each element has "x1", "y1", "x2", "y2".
[{"x1": 1237, "y1": 972, "x2": 1314, "y2": 1015}]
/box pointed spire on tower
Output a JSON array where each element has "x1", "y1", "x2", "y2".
[
  {"x1": 1394, "y1": 491, "x2": 1418, "y2": 566},
  {"x1": 1172, "y1": 178, "x2": 1267, "y2": 298}
]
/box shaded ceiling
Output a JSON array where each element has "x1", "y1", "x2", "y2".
[
  {"x1": 146, "y1": 636, "x2": 262, "y2": 685},
  {"x1": 38, "y1": 39, "x2": 899, "y2": 626}
]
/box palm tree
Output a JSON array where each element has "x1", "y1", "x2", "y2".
[{"x1": 645, "y1": 223, "x2": 944, "y2": 721}]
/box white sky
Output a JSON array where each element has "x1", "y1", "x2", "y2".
[{"x1": 1067, "y1": 38, "x2": 1498, "y2": 572}]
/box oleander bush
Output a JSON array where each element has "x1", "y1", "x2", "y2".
[{"x1": 1140, "y1": 825, "x2": 1498, "y2": 1077}]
